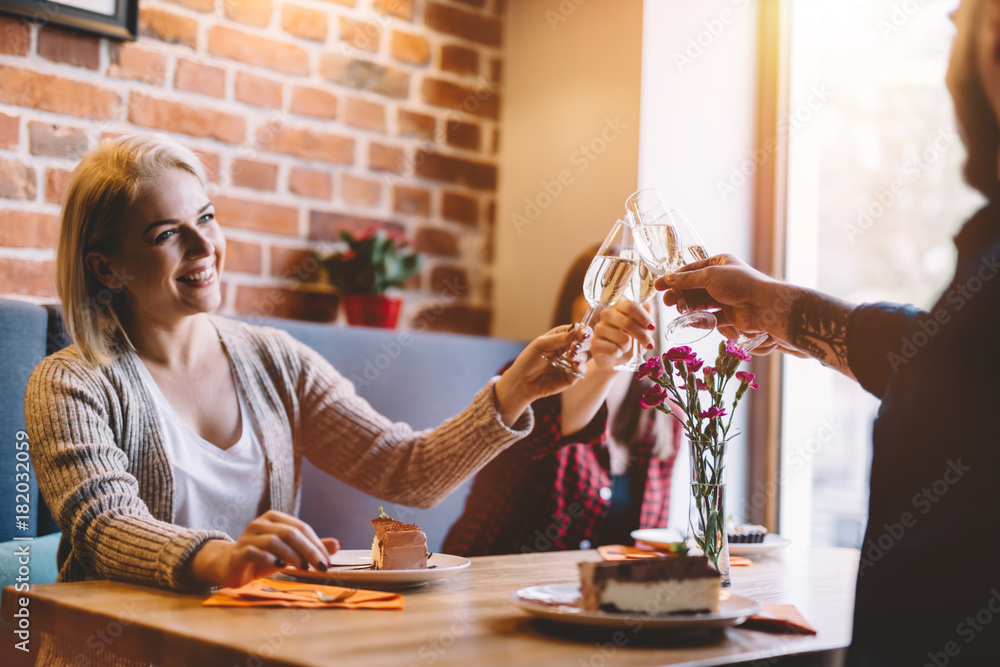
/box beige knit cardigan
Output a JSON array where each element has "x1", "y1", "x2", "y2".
[{"x1": 25, "y1": 315, "x2": 533, "y2": 594}]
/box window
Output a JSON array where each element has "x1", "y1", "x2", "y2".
[{"x1": 778, "y1": 0, "x2": 982, "y2": 546}]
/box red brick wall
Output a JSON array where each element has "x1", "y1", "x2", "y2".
[{"x1": 0, "y1": 0, "x2": 503, "y2": 334}]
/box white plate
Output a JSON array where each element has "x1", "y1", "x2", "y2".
[
  {"x1": 630, "y1": 528, "x2": 685, "y2": 550},
  {"x1": 273, "y1": 550, "x2": 471, "y2": 589},
  {"x1": 511, "y1": 583, "x2": 761, "y2": 629},
  {"x1": 728, "y1": 534, "x2": 792, "y2": 557}
]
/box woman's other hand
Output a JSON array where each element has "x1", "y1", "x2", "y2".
[
  {"x1": 494, "y1": 325, "x2": 590, "y2": 426},
  {"x1": 591, "y1": 300, "x2": 656, "y2": 371},
  {"x1": 183, "y1": 510, "x2": 341, "y2": 589}
]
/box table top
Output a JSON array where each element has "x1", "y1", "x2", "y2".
[{"x1": 2, "y1": 545, "x2": 857, "y2": 667}]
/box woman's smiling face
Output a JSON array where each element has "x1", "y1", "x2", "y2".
[{"x1": 91, "y1": 168, "x2": 226, "y2": 325}]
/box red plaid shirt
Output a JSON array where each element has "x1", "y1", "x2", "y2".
[{"x1": 443, "y1": 390, "x2": 680, "y2": 557}]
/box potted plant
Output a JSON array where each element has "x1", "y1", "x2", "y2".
[{"x1": 317, "y1": 229, "x2": 422, "y2": 328}]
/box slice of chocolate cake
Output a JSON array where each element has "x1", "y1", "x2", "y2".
[
  {"x1": 370, "y1": 515, "x2": 428, "y2": 570},
  {"x1": 579, "y1": 556, "x2": 720, "y2": 614}
]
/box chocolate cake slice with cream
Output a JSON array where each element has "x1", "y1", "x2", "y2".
[
  {"x1": 370, "y1": 514, "x2": 428, "y2": 570},
  {"x1": 579, "y1": 556, "x2": 720, "y2": 614}
]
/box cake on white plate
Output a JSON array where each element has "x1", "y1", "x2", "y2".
[
  {"x1": 370, "y1": 510, "x2": 428, "y2": 570},
  {"x1": 578, "y1": 556, "x2": 720, "y2": 614}
]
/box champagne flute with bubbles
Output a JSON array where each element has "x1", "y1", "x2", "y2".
[
  {"x1": 544, "y1": 219, "x2": 640, "y2": 379},
  {"x1": 626, "y1": 189, "x2": 767, "y2": 350}
]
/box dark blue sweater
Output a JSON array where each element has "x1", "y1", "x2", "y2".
[{"x1": 845, "y1": 197, "x2": 1000, "y2": 665}]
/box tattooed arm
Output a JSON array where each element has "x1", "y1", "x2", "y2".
[{"x1": 656, "y1": 254, "x2": 858, "y2": 379}]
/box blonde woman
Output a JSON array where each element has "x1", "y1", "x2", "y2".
[{"x1": 26, "y1": 134, "x2": 587, "y2": 665}]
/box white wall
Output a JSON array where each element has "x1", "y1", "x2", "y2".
[
  {"x1": 637, "y1": 0, "x2": 760, "y2": 531},
  {"x1": 494, "y1": 0, "x2": 644, "y2": 340}
]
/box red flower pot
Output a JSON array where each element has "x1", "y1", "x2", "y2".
[{"x1": 343, "y1": 294, "x2": 402, "y2": 328}]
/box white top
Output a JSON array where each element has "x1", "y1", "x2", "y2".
[{"x1": 132, "y1": 352, "x2": 268, "y2": 539}]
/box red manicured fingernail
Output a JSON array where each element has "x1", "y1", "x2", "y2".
[
  {"x1": 646, "y1": 343, "x2": 654, "y2": 350},
  {"x1": 275, "y1": 559, "x2": 286, "y2": 568},
  {"x1": 317, "y1": 561, "x2": 329, "y2": 572},
  {"x1": 647, "y1": 324, "x2": 656, "y2": 330}
]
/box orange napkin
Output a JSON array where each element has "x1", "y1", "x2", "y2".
[
  {"x1": 739, "y1": 604, "x2": 816, "y2": 635},
  {"x1": 598, "y1": 545, "x2": 753, "y2": 567},
  {"x1": 202, "y1": 577, "x2": 403, "y2": 610}
]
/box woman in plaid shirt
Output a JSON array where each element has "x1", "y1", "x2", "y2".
[{"x1": 444, "y1": 247, "x2": 681, "y2": 556}]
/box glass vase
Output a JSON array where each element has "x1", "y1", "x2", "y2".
[{"x1": 687, "y1": 432, "x2": 736, "y2": 587}]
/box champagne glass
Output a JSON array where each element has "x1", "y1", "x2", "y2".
[
  {"x1": 544, "y1": 219, "x2": 639, "y2": 379},
  {"x1": 626, "y1": 189, "x2": 765, "y2": 351},
  {"x1": 665, "y1": 207, "x2": 768, "y2": 351}
]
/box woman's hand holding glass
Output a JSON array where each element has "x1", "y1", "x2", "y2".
[
  {"x1": 591, "y1": 300, "x2": 657, "y2": 372},
  {"x1": 183, "y1": 510, "x2": 341, "y2": 589}
]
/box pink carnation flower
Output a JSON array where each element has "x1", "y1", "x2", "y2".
[
  {"x1": 698, "y1": 406, "x2": 727, "y2": 419},
  {"x1": 725, "y1": 340, "x2": 752, "y2": 362},
  {"x1": 636, "y1": 356, "x2": 664, "y2": 380},
  {"x1": 640, "y1": 384, "x2": 669, "y2": 409}
]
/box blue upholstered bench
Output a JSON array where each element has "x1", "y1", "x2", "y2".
[{"x1": 0, "y1": 298, "x2": 526, "y2": 591}]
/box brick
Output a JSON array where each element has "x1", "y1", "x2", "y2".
[
  {"x1": 290, "y1": 86, "x2": 338, "y2": 119},
  {"x1": 37, "y1": 27, "x2": 100, "y2": 69},
  {"x1": 175, "y1": 59, "x2": 226, "y2": 98},
  {"x1": 140, "y1": 7, "x2": 198, "y2": 48},
  {"x1": 339, "y1": 16, "x2": 381, "y2": 52},
  {"x1": 397, "y1": 109, "x2": 436, "y2": 140},
  {"x1": 341, "y1": 174, "x2": 380, "y2": 206},
  {"x1": 424, "y1": 2, "x2": 501, "y2": 46},
  {"x1": 442, "y1": 192, "x2": 478, "y2": 226},
  {"x1": 344, "y1": 97, "x2": 386, "y2": 132},
  {"x1": 446, "y1": 121, "x2": 480, "y2": 151},
  {"x1": 430, "y1": 265, "x2": 468, "y2": 293},
  {"x1": 414, "y1": 150, "x2": 496, "y2": 189},
  {"x1": 393, "y1": 185, "x2": 430, "y2": 216},
  {"x1": 391, "y1": 31, "x2": 430, "y2": 65},
  {"x1": 308, "y1": 211, "x2": 403, "y2": 242},
  {"x1": 216, "y1": 196, "x2": 298, "y2": 236},
  {"x1": 45, "y1": 168, "x2": 72, "y2": 204},
  {"x1": 289, "y1": 167, "x2": 333, "y2": 199},
  {"x1": 415, "y1": 304, "x2": 489, "y2": 335},
  {"x1": 0, "y1": 66, "x2": 122, "y2": 120},
  {"x1": 235, "y1": 284, "x2": 338, "y2": 322},
  {"x1": 235, "y1": 72, "x2": 283, "y2": 109},
  {"x1": 130, "y1": 96, "x2": 246, "y2": 144},
  {"x1": 224, "y1": 0, "x2": 273, "y2": 27},
  {"x1": 231, "y1": 158, "x2": 278, "y2": 191},
  {"x1": 369, "y1": 143, "x2": 405, "y2": 173},
  {"x1": 208, "y1": 26, "x2": 309, "y2": 76},
  {"x1": 490, "y1": 57, "x2": 502, "y2": 84},
  {"x1": 495, "y1": 0, "x2": 507, "y2": 16},
  {"x1": 441, "y1": 44, "x2": 479, "y2": 76},
  {"x1": 224, "y1": 238, "x2": 263, "y2": 274},
  {"x1": 0, "y1": 113, "x2": 18, "y2": 150},
  {"x1": 422, "y1": 77, "x2": 498, "y2": 119},
  {"x1": 0, "y1": 259, "x2": 56, "y2": 298},
  {"x1": 0, "y1": 17, "x2": 30, "y2": 56},
  {"x1": 108, "y1": 44, "x2": 167, "y2": 85},
  {"x1": 491, "y1": 128, "x2": 500, "y2": 153},
  {"x1": 163, "y1": 0, "x2": 215, "y2": 12},
  {"x1": 257, "y1": 126, "x2": 354, "y2": 164},
  {"x1": 28, "y1": 122, "x2": 90, "y2": 159},
  {"x1": 374, "y1": 0, "x2": 412, "y2": 19},
  {"x1": 190, "y1": 148, "x2": 222, "y2": 184},
  {"x1": 415, "y1": 226, "x2": 458, "y2": 257},
  {"x1": 319, "y1": 54, "x2": 409, "y2": 99},
  {"x1": 271, "y1": 246, "x2": 322, "y2": 281},
  {"x1": 0, "y1": 210, "x2": 59, "y2": 248},
  {"x1": 0, "y1": 160, "x2": 35, "y2": 200},
  {"x1": 282, "y1": 4, "x2": 327, "y2": 42}
]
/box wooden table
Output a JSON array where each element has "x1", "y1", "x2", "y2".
[{"x1": 2, "y1": 546, "x2": 857, "y2": 666}]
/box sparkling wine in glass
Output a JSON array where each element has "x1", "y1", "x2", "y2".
[{"x1": 544, "y1": 219, "x2": 639, "y2": 379}]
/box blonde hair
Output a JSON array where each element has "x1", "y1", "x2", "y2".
[{"x1": 56, "y1": 134, "x2": 207, "y2": 365}]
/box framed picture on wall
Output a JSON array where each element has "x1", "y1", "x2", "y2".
[{"x1": 0, "y1": 0, "x2": 138, "y2": 41}]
